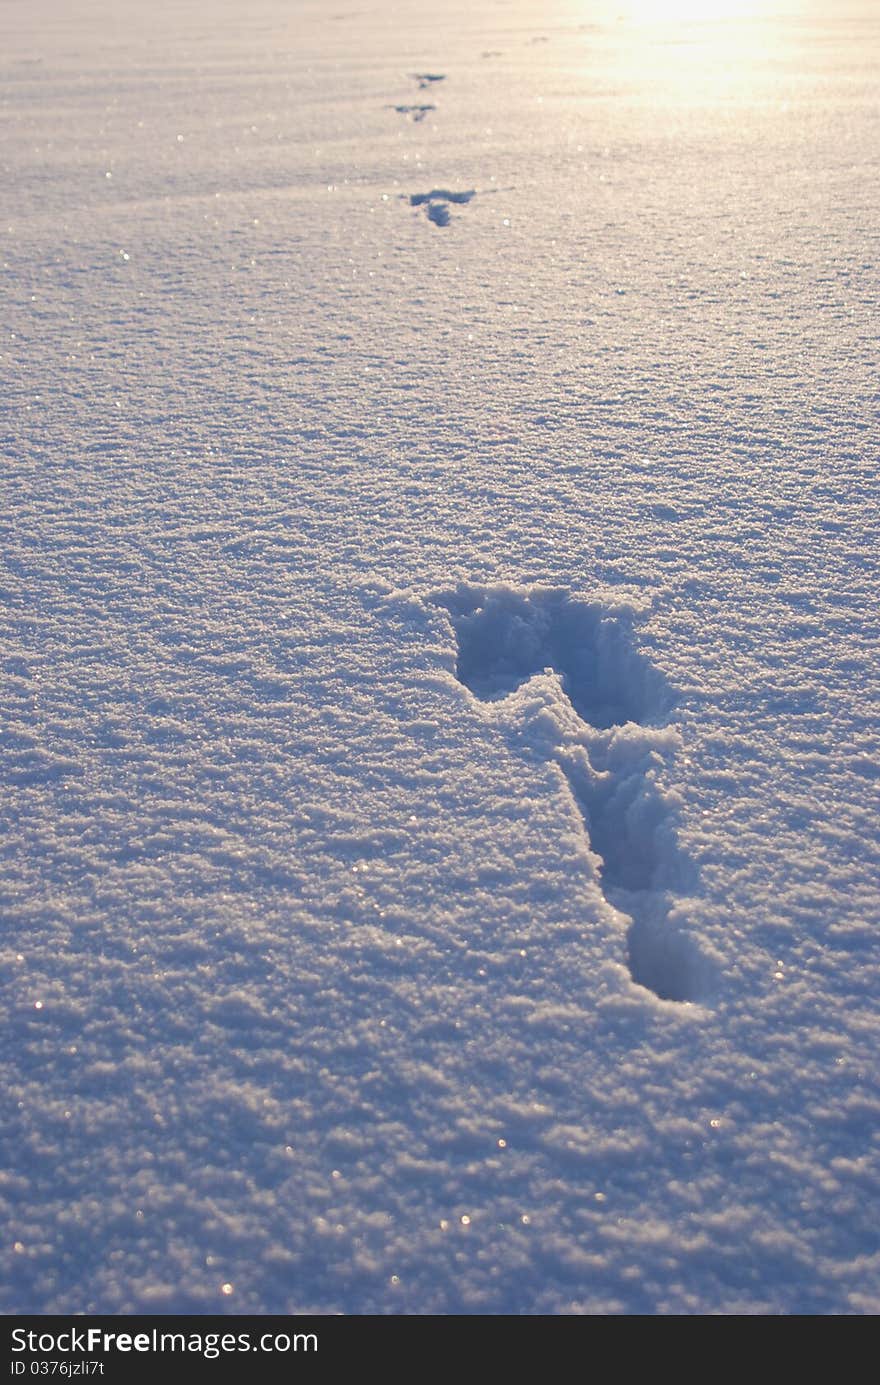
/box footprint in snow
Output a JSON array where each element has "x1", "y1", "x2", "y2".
[
  {"x1": 389, "y1": 104, "x2": 435, "y2": 122},
  {"x1": 435, "y1": 584, "x2": 714, "y2": 1005},
  {"x1": 409, "y1": 188, "x2": 476, "y2": 228},
  {"x1": 409, "y1": 72, "x2": 446, "y2": 90}
]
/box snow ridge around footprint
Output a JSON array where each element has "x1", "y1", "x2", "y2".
[{"x1": 435, "y1": 584, "x2": 714, "y2": 1004}]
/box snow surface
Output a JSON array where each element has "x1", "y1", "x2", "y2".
[{"x1": 1, "y1": 0, "x2": 879, "y2": 1314}]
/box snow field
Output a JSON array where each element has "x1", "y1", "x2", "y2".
[{"x1": 1, "y1": 0, "x2": 878, "y2": 1313}]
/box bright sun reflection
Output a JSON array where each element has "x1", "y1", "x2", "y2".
[
  {"x1": 622, "y1": 0, "x2": 762, "y2": 19},
  {"x1": 600, "y1": 0, "x2": 788, "y2": 98},
  {"x1": 593, "y1": 1, "x2": 792, "y2": 110}
]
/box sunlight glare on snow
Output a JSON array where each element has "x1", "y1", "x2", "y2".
[
  {"x1": 618, "y1": 0, "x2": 765, "y2": 19},
  {"x1": 595, "y1": 0, "x2": 792, "y2": 104}
]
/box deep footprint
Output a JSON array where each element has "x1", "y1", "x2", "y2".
[
  {"x1": 626, "y1": 903, "x2": 712, "y2": 1004},
  {"x1": 437, "y1": 584, "x2": 709, "y2": 1004},
  {"x1": 555, "y1": 743, "x2": 692, "y2": 895},
  {"x1": 440, "y1": 585, "x2": 670, "y2": 728}
]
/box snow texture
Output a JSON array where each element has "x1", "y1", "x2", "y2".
[{"x1": 1, "y1": 0, "x2": 879, "y2": 1315}]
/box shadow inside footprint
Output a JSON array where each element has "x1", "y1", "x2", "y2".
[
  {"x1": 426, "y1": 203, "x2": 450, "y2": 227},
  {"x1": 626, "y1": 906, "x2": 710, "y2": 1004},
  {"x1": 410, "y1": 72, "x2": 446, "y2": 89},
  {"x1": 438, "y1": 585, "x2": 671, "y2": 729},
  {"x1": 557, "y1": 744, "x2": 693, "y2": 894},
  {"x1": 390, "y1": 104, "x2": 435, "y2": 122},
  {"x1": 434, "y1": 583, "x2": 710, "y2": 1005},
  {"x1": 410, "y1": 189, "x2": 476, "y2": 228}
]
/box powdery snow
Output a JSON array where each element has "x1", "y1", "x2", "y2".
[{"x1": 1, "y1": 0, "x2": 878, "y2": 1314}]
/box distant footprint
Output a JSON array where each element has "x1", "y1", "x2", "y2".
[
  {"x1": 436, "y1": 584, "x2": 713, "y2": 1004},
  {"x1": 409, "y1": 188, "x2": 475, "y2": 228},
  {"x1": 389, "y1": 104, "x2": 436, "y2": 123},
  {"x1": 409, "y1": 72, "x2": 446, "y2": 90}
]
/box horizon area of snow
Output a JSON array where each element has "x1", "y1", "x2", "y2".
[{"x1": 1, "y1": 0, "x2": 878, "y2": 1314}]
